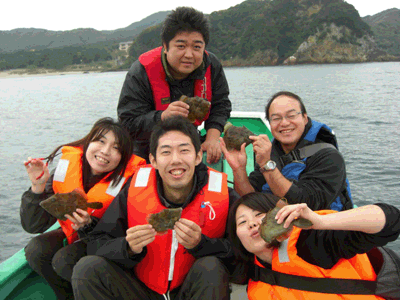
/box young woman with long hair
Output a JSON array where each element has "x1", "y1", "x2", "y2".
[
  {"x1": 227, "y1": 192, "x2": 400, "y2": 299},
  {"x1": 20, "y1": 117, "x2": 146, "y2": 300}
]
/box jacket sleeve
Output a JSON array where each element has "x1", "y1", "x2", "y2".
[
  {"x1": 86, "y1": 178, "x2": 146, "y2": 269},
  {"x1": 117, "y1": 60, "x2": 163, "y2": 143},
  {"x1": 20, "y1": 174, "x2": 57, "y2": 233},
  {"x1": 285, "y1": 147, "x2": 348, "y2": 210},
  {"x1": 297, "y1": 203, "x2": 400, "y2": 269},
  {"x1": 204, "y1": 52, "x2": 231, "y2": 134},
  {"x1": 249, "y1": 147, "x2": 347, "y2": 211},
  {"x1": 188, "y1": 188, "x2": 240, "y2": 259}
]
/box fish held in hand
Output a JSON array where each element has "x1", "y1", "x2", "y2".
[
  {"x1": 223, "y1": 122, "x2": 255, "y2": 151},
  {"x1": 179, "y1": 95, "x2": 211, "y2": 123},
  {"x1": 147, "y1": 207, "x2": 183, "y2": 233},
  {"x1": 259, "y1": 199, "x2": 313, "y2": 244},
  {"x1": 39, "y1": 188, "x2": 103, "y2": 221}
]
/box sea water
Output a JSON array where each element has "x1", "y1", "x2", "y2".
[{"x1": 1, "y1": 62, "x2": 400, "y2": 263}]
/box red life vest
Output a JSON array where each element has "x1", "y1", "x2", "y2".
[
  {"x1": 139, "y1": 46, "x2": 212, "y2": 126},
  {"x1": 127, "y1": 165, "x2": 229, "y2": 294},
  {"x1": 53, "y1": 146, "x2": 145, "y2": 244},
  {"x1": 247, "y1": 210, "x2": 384, "y2": 300}
]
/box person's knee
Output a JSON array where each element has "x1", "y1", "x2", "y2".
[
  {"x1": 191, "y1": 257, "x2": 229, "y2": 284},
  {"x1": 24, "y1": 235, "x2": 49, "y2": 265},
  {"x1": 52, "y1": 248, "x2": 74, "y2": 281},
  {"x1": 71, "y1": 256, "x2": 106, "y2": 281},
  {"x1": 194, "y1": 256, "x2": 225, "y2": 271}
]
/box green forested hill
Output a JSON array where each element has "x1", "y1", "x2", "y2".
[
  {"x1": 363, "y1": 8, "x2": 400, "y2": 57},
  {"x1": 0, "y1": 11, "x2": 170, "y2": 53},
  {"x1": 1, "y1": 0, "x2": 398, "y2": 71},
  {"x1": 126, "y1": 0, "x2": 394, "y2": 66}
]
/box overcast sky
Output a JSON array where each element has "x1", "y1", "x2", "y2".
[{"x1": 2, "y1": 0, "x2": 399, "y2": 31}]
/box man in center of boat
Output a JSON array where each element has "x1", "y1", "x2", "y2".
[
  {"x1": 117, "y1": 6, "x2": 231, "y2": 165},
  {"x1": 71, "y1": 116, "x2": 239, "y2": 299},
  {"x1": 221, "y1": 91, "x2": 353, "y2": 211}
]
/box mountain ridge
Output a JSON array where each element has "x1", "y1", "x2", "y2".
[
  {"x1": 0, "y1": 1, "x2": 399, "y2": 71},
  {"x1": 0, "y1": 11, "x2": 170, "y2": 53}
]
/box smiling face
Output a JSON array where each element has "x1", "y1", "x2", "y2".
[
  {"x1": 163, "y1": 31, "x2": 205, "y2": 80},
  {"x1": 236, "y1": 204, "x2": 269, "y2": 258},
  {"x1": 85, "y1": 130, "x2": 122, "y2": 176},
  {"x1": 149, "y1": 130, "x2": 202, "y2": 203},
  {"x1": 269, "y1": 95, "x2": 308, "y2": 153}
]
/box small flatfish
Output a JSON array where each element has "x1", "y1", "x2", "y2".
[
  {"x1": 179, "y1": 95, "x2": 211, "y2": 123},
  {"x1": 39, "y1": 188, "x2": 103, "y2": 221},
  {"x1": 147, "y1": 207, "x2": 183, "y2": 233},
  {"x1": 259, "y1": 199, "x2": 313, "y2": 244},
  {"x1": 223, "y1": 122, "x2": 255, "y2": 151}
]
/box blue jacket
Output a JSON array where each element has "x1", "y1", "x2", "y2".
[{"x1": 262, "y1": 120, "x2": 353, "y2": 211}]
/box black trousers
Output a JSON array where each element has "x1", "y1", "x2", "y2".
[
  {"x1": 24, "y1": 229, "x2": 87, "y2": 300},
  {"x1": 71, "y1": 255, "x2": 231, "y2": 300}
]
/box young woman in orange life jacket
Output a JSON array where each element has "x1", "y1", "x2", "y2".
[
  {"x1": 20, "y1": 117, "x2": 145, "y2": 300},
  {"x1": 227, "y1": 192, "x2": 400, "y2": 300}
]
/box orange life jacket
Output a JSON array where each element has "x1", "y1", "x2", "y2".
[
  {"x1": 53, "y1": 146, "x2": 145, "y2": 244},
  {"x1": 138, "y1": 46, "x2": 212, "y2": 126},
  {"x1": 247, "y1": 210, "x2": 384, "y2": 300},
  {"x1": 127, "y1": 165, "x2": 229, "y2": 294}
]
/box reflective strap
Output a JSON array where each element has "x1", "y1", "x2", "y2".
[
  {"x1": 208, "y1": 171, "x2": 222, "y2": 193},
  {"x1": 106, "y1": 177, "x2": 125, "y2": 197},
  {"x1": 53, "y1": 159, "x2": 69, "y2": 182},
  {"x1": 298, "y1": 143, "x2": 336, "y2": 159},
  {"x1": 134, "y1": 168, "x2": 152, "y2": 187},
  {"x1": 168, "y1": 230, "x2": 179, "y2": 281},
  {"x1": 278, "y1": 239, "x2": 290, "y2": 263}
]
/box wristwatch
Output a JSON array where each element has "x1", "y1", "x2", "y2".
[{"x1": 259, "y1": 160, "x2": 276, "y2": 173}]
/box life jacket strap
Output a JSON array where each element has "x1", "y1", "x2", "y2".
[
  {"x1": 279, "y1": 143, "x2": 336, "y2": 168},
  {"x1": 252, "y1": 264, "x2": 377, "y2": 295}
]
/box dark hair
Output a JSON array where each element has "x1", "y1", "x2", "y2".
[
  {"x1": 265, "y1": 91, "x2": 307, "y2": 121},
  {"x1": 227, "y1": 192, "x2": 281, "y2": 284},
  {"x1": 161, "y1": 6, "x2": 210, "y2": 49},
  {"x1": 45, "y1": 117, "x2": 133, "y2": 188},
  {"x1": 149, "y1": 116, "x2": 201, "y2": 159}
]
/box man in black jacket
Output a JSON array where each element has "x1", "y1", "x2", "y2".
[
  {"x1": 118, "y1": 7, "x2": 231, "y2": 165},
  {"x1": 71, "y1": 116, "x2": 239, "y2": 300},
  {"x1": 221, "y1": 91, "x2": 353, "y2": 211}
]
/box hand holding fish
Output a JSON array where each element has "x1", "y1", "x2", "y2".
[
  {"x1": 65, "y1": 208, "x2": 92, "y2": 230},
  {"x1": 201, "y1": 135, "x2": 221, "y2": 164},
  {"x1": 275, "y1": 203, "x2": 317, "y2": 230},
  {"x1": 24, "y1": 157, "x2": 50, "y2": 194},
  {"x1": 174, "y1": 218, "x2": 202, "y2": 249},
  {"x1": 250, "y1": 135, "x2": 273, "y2": 167},
  {"x1": 126, "y1": 224, "x2": 156, "y2": 254},
  {"x1": 161, "y1": 101, "x2": 190, "y2": 121},
  {"x1": 219, "y1": 137, "x2": 247, "y2": 172}
]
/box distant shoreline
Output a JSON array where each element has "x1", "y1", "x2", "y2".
[
  {"x1": 0, "y1": 70, "x2": 92, "y2": 79},
  {"x1": 0, "y1": 68, "x2": 128, "y2": 79}
]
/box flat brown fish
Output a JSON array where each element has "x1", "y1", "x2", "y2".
[
  {"x1": 147, "y1": 207, "x2": 183, "y2": 232},
  {"x1": 223, "y1": 122, "x2": 255, "y2": 151},
  {"x1": 259, "y1": 199, "x2": 313, "y2": 244},
  {"x1": 39, "y1": 188, "x2": 103, "y2": 221},
  {"x1": 179, "y1": 95, "x2": 211, "y2": 123}
]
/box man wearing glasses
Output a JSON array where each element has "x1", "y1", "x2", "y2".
[{"x1": 221, "y1": 91, "x2": 353, "y2": 211}]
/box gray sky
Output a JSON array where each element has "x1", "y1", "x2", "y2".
[{"x1": 2, "y1": 0, "x2": 399, "y2": 31}]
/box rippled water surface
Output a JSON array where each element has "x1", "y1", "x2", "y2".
[{"x1": 1, "y1": 62, "x2": 400, "y2": 262}]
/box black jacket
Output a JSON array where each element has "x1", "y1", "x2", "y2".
[
  {"x1": 117, "y1": 49, "x2": 231, "y2": 159},
  {"x1": 86, "y1": 163, "x2": 239, "y2": 270},
  {"x1": 249, "y1": 119, "x2": 350, "y2": 211}
]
